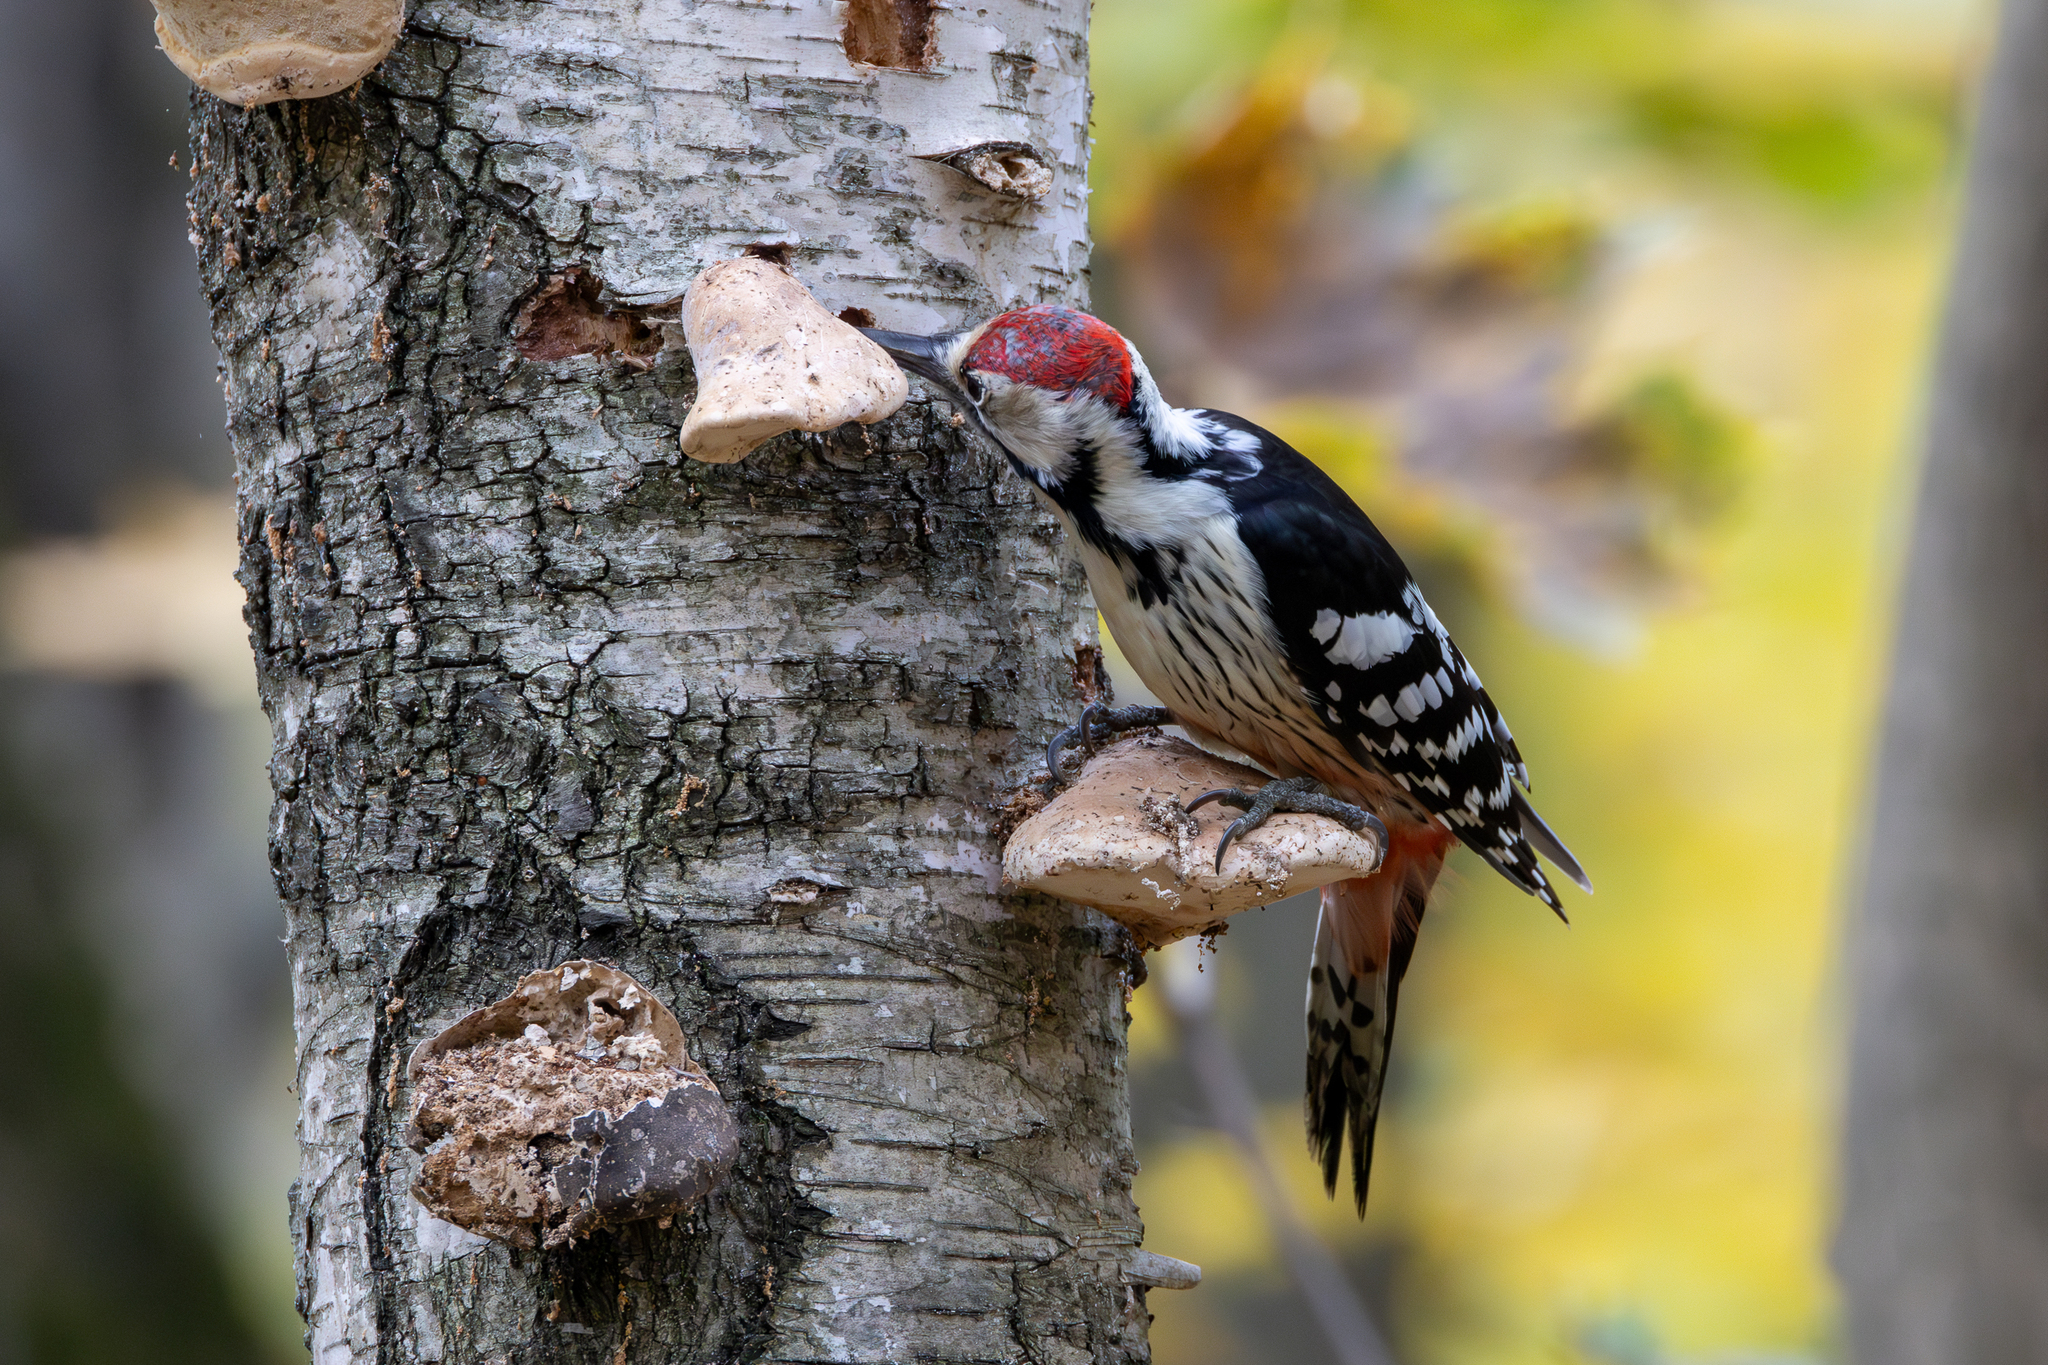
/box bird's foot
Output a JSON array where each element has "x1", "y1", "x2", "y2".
[
  {"x1": 1186, "y1": 776, "x2": 1389, "y2": 874},
  {"x1": 1044, "y1": 703, "x2": 1174, "y2": 789}
]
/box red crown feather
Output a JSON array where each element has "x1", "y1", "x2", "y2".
[{"x1": 963, "y1": 306, "x2": 1135, "y2": 409}]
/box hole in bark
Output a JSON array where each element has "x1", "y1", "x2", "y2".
[
  {"x1": 512, "y1": 266, "x2": 665, "y2": 368},
  {"x1": 741, "y1": 243, "x2": 794, "y2": 268},
  {"x1": 1071, "y1": 643, "x2": 1105, "y2": 704},
  {"x1": 836, "y1": 306, "x2": 877, "y2": 328},
  {"x1": 841, "y1": 0, "x2": 936, "y2": 70}
]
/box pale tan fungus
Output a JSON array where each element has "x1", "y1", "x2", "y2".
[
  {"x1": 151, "y1": 0, "x2": 405, "y2": 106},
  {"x1": 1002, "y1": 735, "x2": 1385, "y2": 949},
  {"x1": 678, "y1": 256, "x2": 909, "y2": 463},
  {"x1": 1122, "y1": 1251, "x2": 1203, "y2": 1290}
]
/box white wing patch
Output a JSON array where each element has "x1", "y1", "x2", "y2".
[
  {"x1": 1324, "y1": 611, "x2": 1417, "y2": 671},
  {"x1": 1403, "y1": 583, "x2": 1451, "y2": 642}
]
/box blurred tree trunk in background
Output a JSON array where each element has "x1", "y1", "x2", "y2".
[
  {"x1": 1840, "y1": 0, "x2": 2048, "y2": 1357},
  {"x1": 190, "y1": 3, "x2": 1151, "y2": 1361},
  {"x1": 0, "y1": 0, "x2": 287, "y2": 1357},
  {"x1": 0, "y1": 682, "x2": 266, "y2": 1364}
]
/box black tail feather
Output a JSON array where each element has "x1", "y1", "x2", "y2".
[{"x1": 1305, "y1": 859, "x2": 1437, "y2": 1214}]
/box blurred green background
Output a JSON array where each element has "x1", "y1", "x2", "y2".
[
  {"x1": 0, "y1": 0, "x2": 1987, "y2": 1360},
  {"x1": 1087, "y1": 0, "x2": 1985, "y2": 1361}
]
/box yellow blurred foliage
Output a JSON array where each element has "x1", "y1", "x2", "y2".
[{"x1": 1096, "y1": 0, "x2": 1976, "y2": 1360}]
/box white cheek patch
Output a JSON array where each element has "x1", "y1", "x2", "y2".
[
  {"x1": 1324, "y1": 611, "x2": 1416, "y2": 671},
  {"x1": 982, "y1": 381, "x2": 1078, "y2": 481},
  {"x1": 1088, "y1": 434, "x2": 1233, "y2": 547}
]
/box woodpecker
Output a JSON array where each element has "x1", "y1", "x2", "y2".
[{"x1": 863, "y1": 305, "x2": 1591, "y2": 1212}]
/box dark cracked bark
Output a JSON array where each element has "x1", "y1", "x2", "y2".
[{"x1": 188, "y1": 3, "x2": 1151, "y2": 1361}]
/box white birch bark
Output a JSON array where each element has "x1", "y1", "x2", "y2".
[{"x1": 189, "y1": 2, "x2": 1150, "y2": 1360}]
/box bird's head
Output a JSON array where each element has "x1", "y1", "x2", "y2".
[{"x1": 862, "y1": 305, "x2": 1201, "y2": 488}]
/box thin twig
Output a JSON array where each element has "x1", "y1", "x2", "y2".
[{"x1": 1156, "y1": 939, "x2": 1400, "y2": 1365}]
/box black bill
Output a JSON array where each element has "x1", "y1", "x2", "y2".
[{"x1": 859, "y1": 328, "x2": 964, "y2": 396}]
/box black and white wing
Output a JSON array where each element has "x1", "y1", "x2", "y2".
[{"x1": 1210, "y1": 413, "x2": 1592, "y2": 911}]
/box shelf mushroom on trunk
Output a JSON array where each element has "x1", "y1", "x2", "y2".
[
  {"x1": 148, "y1": 0, "x2": 406, "y2": 106},
  {"x1": 677, "y1": 253, "x2": 909, "y2": 464},
  {"x1": 405, "y1": 961, "x2": 738, "y2": 1250},
  {"x1": 1004, "y1": 735, "x2": 1387, "y2": 950}
]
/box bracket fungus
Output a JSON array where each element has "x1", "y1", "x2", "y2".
[
  {"x1": 1003, "y1": 736, "x2": 1385, "y2": 949},
  {"x1": 918, "y1": 142, "x2": 1055, "y2": 201},
  {"x1": 1123, "y1": 1250, "x2": 1203, "y2": 1291},
  {"x1": 677, "y1": 255, "x2": 908, "y2": 463},
  {"x1": 405, "y1": 961, "x2": 738, "y2": 1250},
  {"x1": 150, "y1": 0, "x2": 405, "y2": 106}
]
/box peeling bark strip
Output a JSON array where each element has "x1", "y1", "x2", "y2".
[{"x1": 188, "y1": 2, "x2": 1145, "y2": 1362}]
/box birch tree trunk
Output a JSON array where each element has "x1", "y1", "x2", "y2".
[
  {"x1": 189, "y1": 4, "x2": 1150, "y2": 1361},
  {"x1": 1839, "y1": 0, "x2": 2048, "y2": 1355}
]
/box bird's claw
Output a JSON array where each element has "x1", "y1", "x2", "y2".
[
  {"x1": 1043, "y1": 703, "x2": 1174, "y2": 788},
  {"x1": 1186, "y1": 776, "x2": 1389, "y2": 874}
]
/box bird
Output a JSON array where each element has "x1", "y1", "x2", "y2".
[{"x1": 861, "y1": 304, "x2": 1591, "y2": 1213}]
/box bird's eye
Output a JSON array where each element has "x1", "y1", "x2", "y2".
[{"x1": 960, "y1": 371, "x2": 986, "y2": 402}]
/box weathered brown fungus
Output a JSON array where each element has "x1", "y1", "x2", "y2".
[{"x1": 406, "y1": 961, "x2": 737, "y2": 1249}]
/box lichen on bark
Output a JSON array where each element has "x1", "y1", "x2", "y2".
[{"x1": 188, "y1": 2, "x2": 1148, "y2": 1360}]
